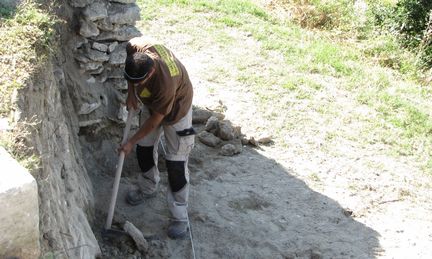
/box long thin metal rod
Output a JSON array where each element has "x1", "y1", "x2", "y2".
[
  {"x1": 187, "y1": 212, "x2": 197, "y2": 259},
  {"x1": 105, "y1": 109, "x2": 134, "y2": 230}
]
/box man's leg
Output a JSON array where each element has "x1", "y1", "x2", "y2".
[
  {"x1": 126, "y1": 107, "x2": 162, "y2": 205},
  {"x1": 163, "y1": 107, "x2": 194, "y2": 239}
]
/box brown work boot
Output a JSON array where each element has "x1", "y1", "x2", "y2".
[
  {"x1": 167, "y1": 220, "x2": 188, "y2": 239},
  {"x1": 126, "y1": 176, "x2": 158, "y2": 206}
]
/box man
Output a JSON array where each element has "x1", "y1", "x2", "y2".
[{"x1": 119, "y1": 36, "x2": 195, "y2": 239}]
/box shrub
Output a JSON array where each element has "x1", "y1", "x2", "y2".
[{"x1": 370, "y1": 0, "x2": 432, "y2": 68}]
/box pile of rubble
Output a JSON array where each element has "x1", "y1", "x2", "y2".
[{"x1": 193, "y1": 107, "x2": 272, "y2": 156}]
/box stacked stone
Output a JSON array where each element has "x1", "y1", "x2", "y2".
[{"x1": 71, "y1": 0, "x2": 141, "y2": 90}]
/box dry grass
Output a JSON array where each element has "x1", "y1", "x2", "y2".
[
  {"x1": 0, "y1": 0, "x2": 57, "y2": 169},
  {"x1": 0, "y1": 117, "x2": 41, "y2": 172},
  {"x1": 0, "y1": 0, "x2": 57, "y2": 116}
]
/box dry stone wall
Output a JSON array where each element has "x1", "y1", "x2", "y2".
[
  {"x1": 71, "y1": 0, "x2": 141, "y2": 127},
  {"x1": 11, "y1": 0, "x2": 142, "y2": 257}
]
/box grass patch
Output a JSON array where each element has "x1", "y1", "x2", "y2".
[
  {"x1": 0, "y1": 0, "x2": 58, "y2": 116},
  {"x1": 377, "y1": 93, "x2": 432, "y2": 138},
  {"x1": 302, "y1": 40, "x2": 357, "y2": 76},
  {"x1": 0, "y1": 118, "x2": 41, "y2": 172},
  {"x1": 0, "y1": 0, "x2": 57, "y2": 170},
  {"x1": 138, "y1": 0, "x2": 432, "y2": 173},
  {"x1": 150, "y1": 0, "x2": 269, "y2": 20}
]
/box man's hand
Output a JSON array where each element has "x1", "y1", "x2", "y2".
[{"x1": 119, "y1": 140, "x2": 134, "y2": 156}]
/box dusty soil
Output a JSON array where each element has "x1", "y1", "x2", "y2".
[{"x1": 88, "y1": 3, "x2": 432, "y2": 259}]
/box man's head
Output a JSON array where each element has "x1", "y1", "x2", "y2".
[{"x1": 124, "y1": 52, "x2": 155, "y2": 83}]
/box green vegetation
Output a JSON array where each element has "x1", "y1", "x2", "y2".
[
  {"x1": 368, "y1": 0, "x2": 432, "y2": 67},
  {"x1": 0, "y1": 0, "x2": 57, "y2": 170},
  {"x1": 0, "y1": 118, "x2": 41, "y2": 171},
  {"x1": 0, "y1": 0, "x2": 57, "y2": 115},
  {"x1": 137, "y1": 0, "x2": 432, "y2": 173}
]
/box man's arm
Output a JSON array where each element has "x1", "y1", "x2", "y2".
[{"x1": 119, "y1": 111, "x2": 164, "y2": 155}]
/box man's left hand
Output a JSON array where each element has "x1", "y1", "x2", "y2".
[{"x1": 119, "y1": 141, "x2": 134, "y2": 156}]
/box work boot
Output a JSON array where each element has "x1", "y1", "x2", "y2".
[
  {"x1": 126, "y1": 175, "x2": 158, "y2": 206},
  {"x1": 167, "y1": 220, "x2": 188, "y2": 239}
]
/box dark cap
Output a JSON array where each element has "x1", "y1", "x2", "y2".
[{"x1": 124, "y1": 52, "x2": 154, "y2": 83}]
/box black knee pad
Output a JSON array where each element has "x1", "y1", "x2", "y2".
[
  {"x1": 166, "y1": 160, "x2": 187, "y2": 192},
  {"x1": 136, "y1": 145, "x2": 155, "y2": 172}
]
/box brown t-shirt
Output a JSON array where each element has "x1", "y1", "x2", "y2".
[{"x1": 126, "y1": 37, "x2": 193, "y2": 125}]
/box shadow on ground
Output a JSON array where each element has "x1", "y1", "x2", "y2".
[{"x1": 85, "y1": 107, "x2": 380, "y2": 259}]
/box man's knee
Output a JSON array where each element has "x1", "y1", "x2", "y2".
[
  {"x1": 166, "y1": 160, "x2": 187, "y2": 192},
  {"x1": 136, "y1": 145, "x2": 154, "y2": 172}
]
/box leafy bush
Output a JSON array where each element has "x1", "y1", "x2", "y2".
[
  {"x1": 370, "y1": 0, "x2": 432, "y2": 68},
  {"x1": 393, "y1": 0, "x2": 432, "y2": 46}
]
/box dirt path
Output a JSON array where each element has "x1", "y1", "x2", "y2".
[{"x1": 90, "y1": 3, "x2": 432, "y2": 259}]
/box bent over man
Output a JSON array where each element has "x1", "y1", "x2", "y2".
[{"x1": 119, "y1": 36, "x2": 194, "y2": 239}]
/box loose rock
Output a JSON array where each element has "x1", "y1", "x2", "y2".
[
  {"x1": 123, "y1": 221, "x2": 149, "y2": 253},
  {"x1": 212, "y1": 112, "x2": 225, "y2": 120},
  {"x1": 205, "y1": 116, "x2": 219, "y2": 134},
  {"x1": 257, "y1": 136, "x2": 273, "y2": 145},
  {"x1": 220, "y1": 143, "x2": 241, "y2": 156},
  {"x1": 218, "y1": 120, "x2": 235, "y2": 141},
  {"x1": 241, "y1": 136, "x2": 249, "y2": 145},
  {"x1": 198, "y1": 131, "x2": 222, "y2": 147},
  {"x1": 248, "y1": 137, "x2": 258, "y2": 147},
  {"x1": 192, "y1": 108, "x2": 213, "y2": 124}
]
